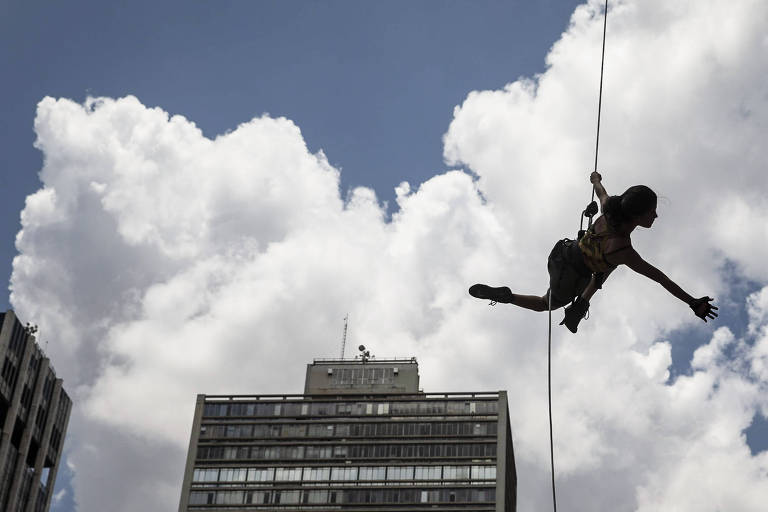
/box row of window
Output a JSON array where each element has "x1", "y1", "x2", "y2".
[
  {"x1": 203, "y1": 400, "x2": 499, "y2": 419},
  {"x1": 193, "y1": 464, "x2": 497, "y2": 484},
  {"x1": 197, "y1": 442, "x2": 497, "y2": 461},
  {"x1": 330, "y1": 367, "x2": 396, "y2": 386},
  {"x1": 201, "y1": 420, "x2": 498, "y2": 440},
  {"x1": 189, "y1": 486, "x2": 496, "y2": 506}
]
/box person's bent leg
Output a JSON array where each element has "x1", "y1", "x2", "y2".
[
  {"x1": 511, "y1": 294, "x2": 549, "y2": 312},
  {"x1": 469, "y1": 284, "x2": 549, "y2": 312}
]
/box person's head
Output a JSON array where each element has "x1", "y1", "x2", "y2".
[{"x1": 604, "y1": 185, "x2": 658, "y2": 229}]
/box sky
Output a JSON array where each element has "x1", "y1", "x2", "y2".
[{"x1": 2, "y1": 1, "x2": 768, "y2": 511}]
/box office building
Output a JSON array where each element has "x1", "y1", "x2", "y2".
[
  {"x1": 179, "y1": 355, "x2": 516, "y2": 511},
  {"x1": 0, "y1": 311, "x2": 71, "y2": 512}
]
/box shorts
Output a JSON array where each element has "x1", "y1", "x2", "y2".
[{"x1": 546, "y1": 238, "x2": 593, "y2": 310}]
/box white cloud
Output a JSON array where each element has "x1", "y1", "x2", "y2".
[{"x1": 9, "y1": 0, "x2": 768, "y2": 511}]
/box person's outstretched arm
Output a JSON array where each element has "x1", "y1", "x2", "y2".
[
  {"x1": 619, "y1": 249, "x2": 718, "y2": 321},
  {"x1": 590, "y1": 171, "x2": 610, "y2": 209}
]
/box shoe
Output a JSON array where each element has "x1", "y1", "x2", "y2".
[
  {"x1": 468, "y1": 284, "x2": 514, "y2": 303},
  {"x1": 560, "y1": 297, "x2": 590, "y2": 333}
]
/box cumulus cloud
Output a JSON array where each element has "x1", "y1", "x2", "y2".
[{"x1": 9, "y1": 0, "x2": 768, "y2": 511}]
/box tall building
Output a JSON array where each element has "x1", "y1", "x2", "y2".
[
  {"x1": 0, "y1": 311, "x2": 71, "y2": 512},
  {"x1": 179, "y1": 354, "x2": 516, "y2": 511}
]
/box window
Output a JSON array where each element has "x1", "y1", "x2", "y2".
[
  {"x1": 275, "y1": 490, "x2": 300, "y2": 504},
  {"x1": 192, "y1": 468, "x2": 219, "y2": 482},
  {"x1": 471, "y1": 487, "x2": 495, "y2": 501},
  {"x1": 311, "y1": 403, "x2": 334, "y2": 416},
  {"x1": 219, "y1": 468, "x2": 247, "y2": 482},
  {"x1": 358, "y1": 466, "x2": 386, "y2": 481},
  {"x1": 331, "y1": 467, "x2": 358, "y2": 481},
  {"x1": 418, "y1": 401, "x2": 445, "y2": 414},
  {"x1": 245, "y1": 491, "x2": 271, "y2": 504},
  {"x1": 247, "y1": 468, "x2": 274, "y2": 482},
  {"x1": 222, "y1": 447, "x2": 239, "y2": 460},
  {"x1": 282, "y1": 424, "x2": 306, "y2": 437},
  {"x1": 443, "y1": 465, "x2": 470, "y2": 480},
  {"x1": 215, "y1": 491, "x2": 244, "y2": 505},
  {"x1": 203, "y1": 403, "x2": 228, "y2": 417},
  {"x1": 305, "y1": 446, "x2": 332, "y2": 459},
  {"x1": 189, "y1": 491, "x2": 214, "y2": 505},
  {"x1": 386, "y1": 466, "x2": 413, "y2": 480},
  {"x1": 224, "y1": 424, "x2": 252, "y2": 437},
  {"x1": 303, "y1": 490, "x2": 328, "y2": 504},
  {"x1": 332, "y1": 367, "x2": 395, "y2": 386},
  {"x1": 308, "y1": 424, "x2": 334, "y2": 437},
  {"x1": 391, "y1": 402, "x2": 418, "y2": 415},
  {"x1": 471, "y1": 465, "x2": 497, "y2": 480},
  {"x1": 302, "y1": 467, "x2": 330, "y2": 481},
  {"x1": 275, "y1": 467, "x2": 303, "y2": 481},
  {"x1": 285, "y1": 445, "x2": 305, "y2": 459},
  {"x1": 414, "y1": 466, "x2": 441, "y2": 480}
]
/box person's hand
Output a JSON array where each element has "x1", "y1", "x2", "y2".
[
  {"x1": 590, "y1": 171, "x2": 602, "y2": 184},
  {"x1": 690, "y1": 296, "x2": 718, "y2": 322}
]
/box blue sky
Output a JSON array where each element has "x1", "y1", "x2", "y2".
[
  {"x1": 3, "y1": 2, "x2": 582, "y2": 510},
  {"x1": 3, "y1": 1, "x2": 768, "y2": 511},
  {"x1": 1, "y1": 0, "x2": 581, "y2": 313}
]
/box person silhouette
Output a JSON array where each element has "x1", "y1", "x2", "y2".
[{"x1": 469, "y1": 172, "x2": 718, "y2": 332}]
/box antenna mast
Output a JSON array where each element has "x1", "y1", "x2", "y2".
[{"x1": 340, "y1": 314, "x2": 348, "y2": 359}]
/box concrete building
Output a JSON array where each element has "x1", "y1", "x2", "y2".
[
  {"x1": 0, "y1": 311, "x2": 71, "y2": 512},
  {"x1": 179, "y1": 355, "x2": 516, "y2": 511}
]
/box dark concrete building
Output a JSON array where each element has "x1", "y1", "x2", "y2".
[
  {"x1": 179, "y1": 356, "x2": 516, "y2": 511},
  {"x1": 0, "y1": 311, "x2": 71, "y2": 512}
]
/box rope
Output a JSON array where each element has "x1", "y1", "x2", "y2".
[
  {"x1": 552, "y1": 3, "x2": 610, "y2": 512},
  {"x1": 547, "y1": 292, "x2": 557, "y2": 512},
  {"x1": 591, "y1": 0, "x2": 610, "y2": 205}
]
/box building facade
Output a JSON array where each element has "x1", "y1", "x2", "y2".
[
  {"x1": 179, "y1": 358, "x2": 516, "y2": 511},
  {"x1": 0, "y1": 311, "x2": 71, "y2": 512}
]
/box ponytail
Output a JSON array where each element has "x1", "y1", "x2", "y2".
[
  {"x1": 603, "y1": 195, "x2": 625, "y2": 228},
  {"x1": 603, "y1": 185, "x2": 657, "y2": 229}
]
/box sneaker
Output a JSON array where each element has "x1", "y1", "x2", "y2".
[
  {"x1": 468, "y1": 284, "x2": 514, "y2": 303},
  {"x1": 560, "y1": 297, "x2": 590, "y2": 333}
]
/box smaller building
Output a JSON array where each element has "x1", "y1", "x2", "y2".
[{"x1": 0, "y1": 311, "x2": 71, "y2": 512}]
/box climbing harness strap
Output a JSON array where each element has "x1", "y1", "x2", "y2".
[{"x1": 578, "y1": 228, "x2": 631, "y2": 273}]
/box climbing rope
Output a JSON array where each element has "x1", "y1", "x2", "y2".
[
  {"x1": 547, "y1": 292, "x2": 557, "y2": 512},
  {"x1": 549, "y1": 1, "x2": 609, "y2": 511},
  {"x1": 592, "y1": 0, "x2": 610, "y2": 202}
]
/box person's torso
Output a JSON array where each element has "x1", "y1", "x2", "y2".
[{"x1": 582, "y1": 215, "x2": 632, "y2": 270}]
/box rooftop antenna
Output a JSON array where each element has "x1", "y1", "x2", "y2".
[{"x1": 340, "y1": 314, "x2": 349, "y2": 359}]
